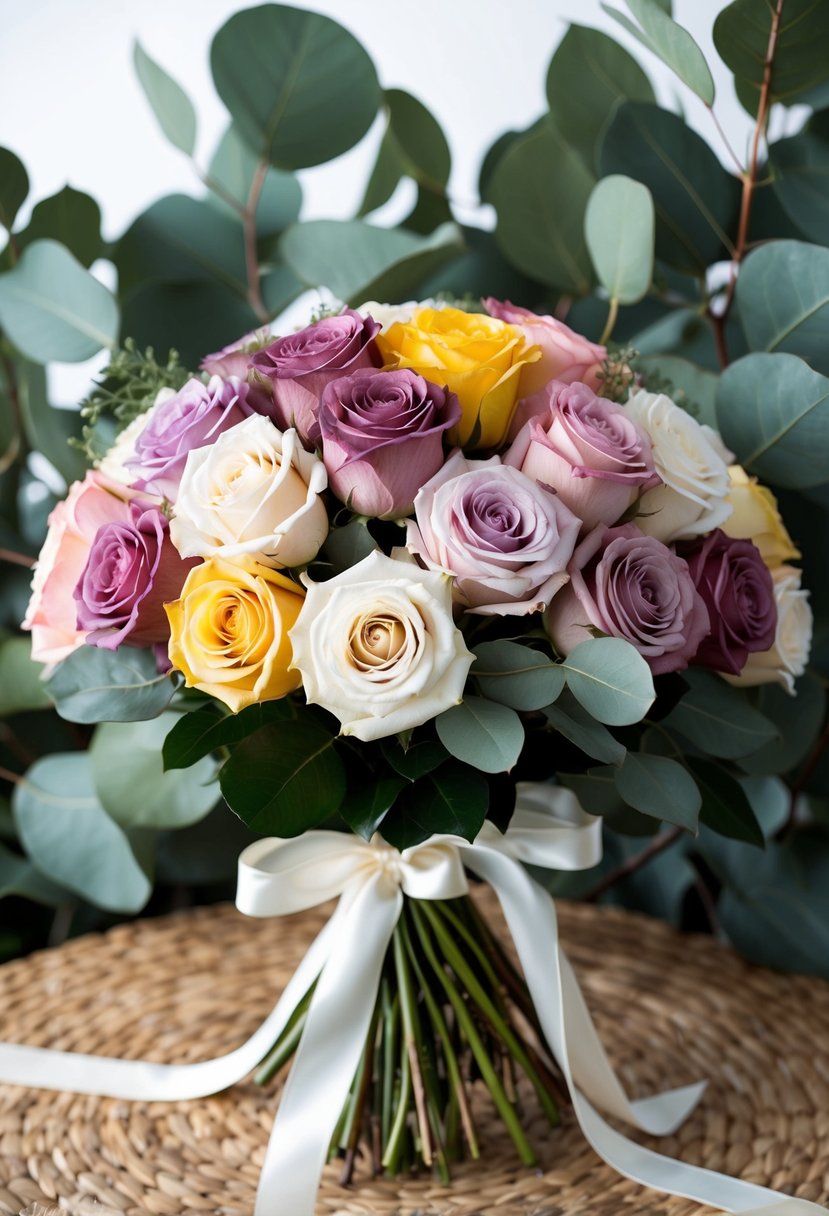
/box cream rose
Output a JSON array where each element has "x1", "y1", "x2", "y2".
[
  {"x1": 725, "y1": 565, "x2": 812, "y2": 694},
  {"x1": 289, "y1": 550, "x2": 473, "y2": 741},
  {"x1": 170, "y1": 414, "x2": 328, "y2": 569},
  {"x1": 624, "y1": 389, "x2": 733, "y2": 542}
]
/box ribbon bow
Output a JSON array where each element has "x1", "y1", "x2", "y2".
[{"x1": 0, "y1": 783, "x2": 823, "y2": 1216}]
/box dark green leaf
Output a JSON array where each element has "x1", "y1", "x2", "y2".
[
  {"x1": 561, "y1": 765, "x2": 627, "y2": 816},
  {"x1": 121, "y1": 281, "x2": 261, "y2": 369},
  {"x1": 635, "y1": 354, "x2": 718, "y2": 426},
  {"x1": 380, "y1": 735, "x2": 449, "y2": 781},
  {"x1": 435, "y1": 697, "x2": 524, "y2": 773},
  {"x1": 716, "y1": 352, "x2": 829, "y2": 489},
  {"x1": 46, "y1": 645, "x2": 175, "y2": 723},
  {"x1": 600, "y1": 102, "x2": 740, "y2": 275},
  {"x1": 359, "y1": 88, "x2": 450, "y2": 217},
  {"x1": 739, "y1": 672, "x2": 826, "y2": 777},
  {"x1": 688, "y1": 758, "x2": 764, "y2": 846},
  {"x1": 219, "y1": 720, "x2": 346, "y2": 835},
  {"x1": 479, "y1": 129, "x2": 524, "y2": 203},
  {"x1": 736, "y1": 241, "x2": 829, "y2": 376},
  {"x1": 0, "y1": 147, "x2": 28, "y2": 232},
  {"x1": 207, "y1": 125, "x2": 302, "y2": 236},
  {"x1": 155, "y1": 803, "x2": 255, "y2": 886},
  {"x1": 614, "y1": 751, "x2": 701, "y2": 831},
  {"x1": 769, "y1": 135, "x2": 829, "y2": 248},
  {"x1": 714, "y1": 0, "x2": 829, "y2": 114},
  {"x1": 0, "y1": 841, "x2": 66, "y2": 906},
  {"x1": 340, "y1": 777, "x2": 406, "y2": 840},
  {"x1": 15, "y1": 359, "x2": 87, "y2": 483},
  {"x1": 210, "y1": 5, "x2": 381, "y2": 169},
  {"x1": 17, "y1": 186, "x2": 102, "y2": 267},
  {"x1": 320, "y1": 519, "x2": 379, "y2": 576},
  {"x1": 663, "y1": 670, "x2": 779, "y2": 759},
  {"x1": 471, "y1": 640, "x2": 565, "y2": 711},
  {"x1": 544, "y1": 690, "x2": 626, "y2": 765},
  {"x1": 163, "y1": 699, "x2": 294, "y2": 770},
  {"x1": 380, "y1": 761, "x2": 489, "y2": 850},
  {"x1": 0, "y1": 637, "x2": 50, "y2": 714},
  {"x1": 602, "y1": 0, "x2": 714, "y2": 105},
  {"x1": 134, "y1": 41, "x2": 198, "y2": 156}
]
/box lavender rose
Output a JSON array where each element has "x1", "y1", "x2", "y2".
[
  {"x1": 505, "y1": 381, "x2": 660, "y2": 532},
  {"x1": 200, "y1": 327, "x2": 271, "y2": 379},
  {"x1": 678, "y1": 529, "x2": 777, "y2": 676},
  {"x1": 319, "y1": 368, "x2": 461, "y2": 518},
  {"x1": 406, "y1": 451, "x2": 580, "y2": 616},
  {"x1": 74, "y1": 503, "x2": 196, "y2": 649},
  {"x1": 126, "y1": 376, "x2": 251, "y2": 501},
  {"x1": 545, "y1": 523, "x2": 710, "y2": 674},
  {"x1": 249, "y1": 309, "x2": 381, "y2": 446}
]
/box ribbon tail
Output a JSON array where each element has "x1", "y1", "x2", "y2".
[
  {"x1": 254, "y1": 874, "x2": 402, "y2": 1216},
  {"x1": 465, "y1": 847, "x2": 827, "y2": 1216}
]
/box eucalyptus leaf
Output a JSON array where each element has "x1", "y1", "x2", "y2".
[
  {"x1": 121, "y1": 281, "x2": 261, "y2": 369},
  {"x1": 0, "y1": 636, "x2": 50, "y2": 715},
  {"x1": 716, "y1": 352, "x2": 829, "y2": 489},
  {"x1": 635, "y1": 354, "x2": 718, "y2": 426},
  {"x1": 714, "y1": 0, "x2": 829, "y2": 115},
  {"x1": 380, "y1": 762, "x2": 489, "y2": 851},
  {"x1": 211, "y1": 5, "x2": 381, "y2": 170},
  {"x1": 584, "y1": 174, "x2": 654, "y2": 304},
  {"x1": 380, "y1": 735, "x2": 449, "y2": 781},
  {"x1": 662, "y1": 671, "x2": 778, "y2": 759},
  {"x1": 15, "y1": 359, "x2": 87, "y2": 484},
  {"x1": 688, "y1": 758, "x2": 764, "y2": 847},
  {"x1": 0, "y1": 147, "x2": 28, "y2": 232},
  {"x1": 769, "y1": 135, "x2": 829, "y2": 249},
  {"x1": 359, "y1": 88, "x2": 450, "y2": 217},
  {"x1": 544, "y1": 691, "x2": 626, "y2": 765},
  {"x1": 614, "y1": 751, "x2": 701, "y2": 831},
  {"x1": 561, "y1": 637, "x2": 655, "y2": 726},
  {"x1": 560, "y1": 766, "x2": 627, "y2": 817},
  {"x1": 602, "y1": 0, "x2": 715, "y2": 105},
  {"x1": 17, "y1": 186, "x2": 102, "y2": 268},
  {"x1": 736, "y1": 241, "x2": 829, "y2": 376},
  {"x1": 46, "y1": 645, "x2": 176, "y2": 724},
  {"x1": 435, "y1": 697, "x2": 524, "y2": 774},
  {"x1": 0, "y1": 239, "x2": 118, "y2": 363},
  {"x1": 0, "y1": 841, "x2": 66, "y2": 906},
  {"x1": 162, "y1": 699, "x2": 294, "y2": 770},
  {"x1": 13, "y1": 753, "x2": 152, "y2": 912},
  {"x1": 134, "y1": 42, "x2": 197, "y2": 156},
  {"x1": 471, "y1": 640, "x2": 565, "y2": 712},
  {"x1": 739, "y1": 673, "x2": 826, "y2": 777}
]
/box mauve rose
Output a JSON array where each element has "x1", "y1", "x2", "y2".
[
  {"x1": 505, "y1": 381, "x2": 660, "y2": 532},
  {"x1": 249, "y1": 309, "x2": 381, "y2": 446},
  {"x1": 678, "y1": 529, "x2": 777, "y2": 676},
  {"x1": 126, "y1": 376, "x2": 251, "y2": 501},
  {"x1": 200, "y1": 327, "x2": 271, "y2": 379},
  {"x1": 74, "y1": 503, "x2": 197, "y2": 650},
  {"x1": 319, "y1": 368, "x2": 461, "y2": 518},
  {"x1": 545, "y1": 523, "x2": 710, "y2": 675},
  {"x1": 406, "y1": 451, "x2": 580, "y2": 616},
  {"x1": 484, "y1": 298, "x2": 606, "y2": 397}
]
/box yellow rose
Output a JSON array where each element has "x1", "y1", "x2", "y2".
[
  {"x1": 721, "y1": 466, "x2": 800, "y2": 568},
  {"x1": 376, "y1": 306, "x2": 540, "y2": 449},
  {"x1": 165, "y1": 556, "x2": 304, "y2": 712}
]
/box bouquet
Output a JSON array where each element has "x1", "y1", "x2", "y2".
[{"x1": 16, "y1": 295, "x2": 814, "y2": 1212}]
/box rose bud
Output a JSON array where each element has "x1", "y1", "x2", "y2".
[
  {"x1": 319, "y1": 368, "x2": 461, "y2": 519},
  {"x1": 406, "y1": 451, "x2": 580, "y2": 616},
  {"x1": 74, "y1": 503, "x2": 197, "y2": 649},
  {"x1": 545, "y1": 523, "x2": 710, "y2": 674},
  {"x1": 200, "y1": 327, "x2": 272, "y2": 380},
  {"x1": 505, "y1": 381, "x2": 659, "y2": 532},
  {"x1": 249, "y1": 308, "x2": 381, "y2": 446},
  {"x1": 678, "y1": 529, "x2": 777, "y2": 676}
]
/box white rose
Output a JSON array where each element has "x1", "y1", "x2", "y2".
[
  {"x1": 170, "y1": 414, "x2": 328, "y2": 569},
  {"x1": 625, "y1": 388, "x2": 733, "y2": 541},
  {"x1": 725, "y1": 565, "x2": 813, "y2": 694},
  {"x1": 97, "y1": 387, "x2": 175, "y2": 484},
  {"x1": 289, "y1": 550, "x2": 473, "y2": 741},
  {"x1": 356, "y1": 298, "x2": 441, "y2": 330}
]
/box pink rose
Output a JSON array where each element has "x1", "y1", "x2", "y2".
[
  {"x1": 200, "y1": 327, "x2": 271, "y2": 380},
  {"x1": 484, "y1": 297, "x2": 605, "y2": 401},
  {"x1": 504, "y1": 381, "x2": 660, "y2": 532},
  {"x1": 22, "y1": 473, "x2": 144, "y2": 664},
  {"x1": 545, "y1": 523, "x2": 710, "y2": 674},
  {"x1": 319, "y1": 368, "x2": 461, "y2": 518},
  {"x1": 406, "y1": 451, "x2": 580, "y2": 616},
  {"x1": 249, "y1": 309, "x2": 381, "y2": 446}
]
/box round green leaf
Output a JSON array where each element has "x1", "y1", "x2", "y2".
[
  {"x1": 435, "y1": 697, "x2": 524, "y2": 774},
  {"x1": 0, "y1": 239, "x2": 119, "y2": 363},
  {"x1": 0, "y1": 146, "x2": 28, "y2": 233},
  {"x1": 134, "y1": 41, "x2": 197, "y2": 156},
  {"x1": 716, "y1": 352, "x2": 829, "y2": 488},
  {"x1": 769, "y1": 135, "x2": 829, "y2": 248},
  {"x1": 13, "y1": 754, "x2": 152, "y2": 912},
  {"x1": 0, "y1": 841, "x2": 66, "y2": 906},
  {"x1": 46, "y1": 645, "x2": 176, "y2": 724},
  {"x1": 602, "y1": 0, "x2": 714, "y2": 106},
  {"x1": 561, "y1": 637, "x2": 655, "y2": 726},
  {"x1": 380, "y1": 762, "x2": 489, "y2": 851},
  {"x1": 17, "y1": 186, "x2": 102, "y2": 268},
  {"x1": 614, "y1": 752, "x2": 701, "y2": 832},
  {"x1": 544, "y1": 690, "x2": 626, "y2": 765},
  {"x1": 714, "y1": 0, "x2": 829, "y2": 114},
  {"x1": 0, "y1": 637, "x2": 50, "y2": 715},
  {"x1": 90, "y1": 714, "x2": 219, "y2": 829},
  {"x1": 121, "y1": 281, "x2": 261, "y2": 370},
  {"x1": 584, "y1": 174, "x2": 654, "y2": 304},
  {"x1": 736, "y1": 240, "x2": 829, "y2": 376},
  {"x1": 663, "y1": 670, "x2": 778, "y2": 759},
  {"x1": 210, "y1": 5, "x2": 381, "y2": 170},
  {"x1": 471, "y1": 640, "x2": 565, "y2": 711},
  {"x1": 490, "y1": 124, "x2": 595, "y2": 294},
  {"x1": 15, "y1": 358, "x2": 87, "y2": 484}
]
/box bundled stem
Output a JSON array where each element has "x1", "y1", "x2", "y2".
[{"x1": 256, "y1": 893, "x2": 567, "y2": 1184}]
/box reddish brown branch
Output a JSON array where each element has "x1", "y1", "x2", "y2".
[
  {"x1": 583, "y1": 825, "x2": 684, "y2": 902},
  {"x1": 243, "y1": 159, "x2": 270, "y2": 323}
]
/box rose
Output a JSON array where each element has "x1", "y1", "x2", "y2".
[
  {"x1": 376, "y1": 306, "x2": 541, "y2": 449},
  {"x1": 483, "y1": 298, "x2": 606, "y2": 395},
  {"x1": 624, "y1": 389, "x2": 733, "y2": 542},
  {"x1": 170, "y1": 415, "x2": 328, "y2": 569},
  {"x1": 126, "y1": 376, "x2": 252, "y2": 501},
  {"x1": 200, "y1": 327, "x2": 272, "y2": 379},
  {"x1": 725, "y1": 565, "x2": 812, "y2": 694},
  {"x1": 721, "y1": 465, "x2": 801, "y2": 568},
  {"x1": 504, "y1": 381, "x2": 659, "y2": 532},
  {"x1": 319, "y1": 368, "x2": 461, "y2": 518},
  {"x1": 249, "y1": 309, "x2": 381, "y2": 445},
  {"x1": 289, "y1": 550, "x2": 473, "y2": 741},
  {"x1": 22, "y1": 472, "x2": 139, "y2": 664},
  {"x1": 165, "y1": 556, "x2": 305, "y2": 712},
  {"x1": 356, "y1": 300, "x2": 440, "y2": 329},
  {"x1": 545, "y1": 523, "x2": 710, "y2": 674},
  {"x1": 74, "y1": 503, "x2": 196, "y2": 650},
  {"x1": 678, "y1": 528, "x2": 777, "y2": 676},
  {"x1": 405, "y1": 451, "x2": 580, "y2": 615}
]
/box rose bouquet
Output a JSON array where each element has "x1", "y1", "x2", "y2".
[{"x1": 18, "y1": 294, "x2": 812, "y2": 1208}]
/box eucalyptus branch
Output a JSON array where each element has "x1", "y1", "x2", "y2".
[
  {"x1": 707, "y1": 107, "x2": 745, "y2": 177},
  {"x1": 0, "y1": 765, "x2": 22, "y2": 786},
  {"x1": 0, "y1": 547, "x2": 34, "y2": 568},
  {"x1": 243, "y1": 158, "x2": 270, "y2": 323},
  {"x1": 779, "y1": 717, "x2": 829, "y2": 839},
  {"x1": 583, "y1": 825, "x2": 684, "y2": 902},
  {"x1": 195, "y1": 165, "x2": 247, "y2": 218}
]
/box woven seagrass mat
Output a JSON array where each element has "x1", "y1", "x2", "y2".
[{"x1": 0, "y1": 894, "x2": 827, "y2": 1216}]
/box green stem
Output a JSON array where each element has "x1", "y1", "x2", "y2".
[
  {"x1": 381, "y1": 983, "x2": 399, "y2": 1151},
  {"x1": 254, "y1": 1005, "x2": 309, "y2": 1085},
  {"x1": 382, "y1": 1019, "x2": 412, "y2": 1172},
  {"x1": 393, "y1": 923, "x2": 433, "y2": 1167}
]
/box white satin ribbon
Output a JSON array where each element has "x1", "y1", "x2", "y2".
[{"x1": 0, "y1": 783, "x2": 823, "y2": 1216}]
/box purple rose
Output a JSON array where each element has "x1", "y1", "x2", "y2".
[
  {"x1": 406, "y1": 451, "x2": 580, "y2": 616},
  {"x1": 504, "y1": 381, "x2": 660, "y2": 532},
  {"x1": 126, "y1": 376, "x2": 251, "y2": 501},
  {"x1": 545, "y1": 523, "x2": 710, "y2": 674},
  {"x1": 678, "y1": 529, "x2": 777, "y2": 675},
  {"x1": 74, "y1": 503, "x2": 197, "y2": 650},
  {"x1": 319, "y1": 368, "x2": 461, "y2": 518},
  {"x1": 200, "y1": 327, "x2": 271, "y2": 380},
  {"x1": 249, "y1": 309, "x2": 381, "y2": 446}
]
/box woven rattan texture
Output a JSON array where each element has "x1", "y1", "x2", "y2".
[{"x1": 0, "y1": 896, "x2": 827, "y2": 1216}]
